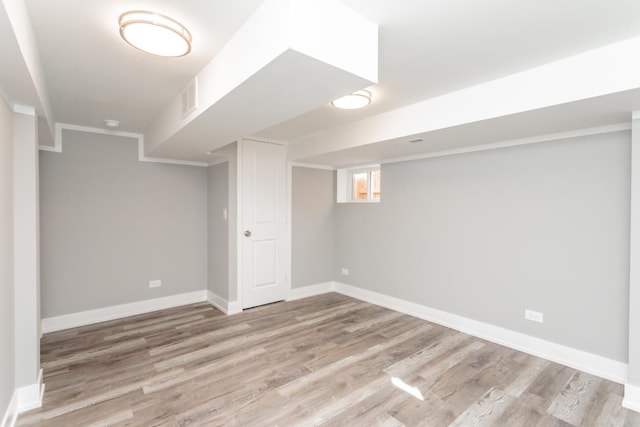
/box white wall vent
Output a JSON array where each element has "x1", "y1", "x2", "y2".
[{"x1": 181, "y1": 77, "x2": 198, "y2": 119}]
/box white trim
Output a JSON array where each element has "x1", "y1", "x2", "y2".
[
  {"x1": 2, "y1": 369, "x2": 45, "y2": 426},
  {"x1": 1, "y1": 390, "x2": 18, "y2": 427},
  {"x1": 236, "y1": 141, "x2": 244, "y2": 310},
  {"x1": 41, "y1": 291, "x2": 207, "y2": 333},
  {"x1": 245, "y1": 136, "x2": 289, "y2": 146},
  {"x1": 12, "y1": 105, "x2": 35, "y2": 116},
  {"x1": 56, "y1": 122, "x2": 142, "y2": 143},
  {"x1": 337, "y1": 164, "x2": 381, "y2": 203},
  {"x1": 623, "y1": 384, "x2": 640, "y2": 413},
  {"x1": 16, "y1": 369, "x2": 44, "y2": 413},
  {"x1": 227, "y1": 300, "x2": 242, "y2": 315},
  {"x1": 344, "y1": 198, "x2": 380, "y2": 204},
  {"x1": 39, "y1": 122, "x2": 63, "y2": 153},
  {"x1": 289, "y1": 162, "x2": 336, "y2": 171},
  {"x1": 41, "y1": 123, "x2": 208, "y2": 166},
  {"x1": 287, "y1": 282, "x2": 335, "y2": 300},
  {"x1": 207, "y1": 157, "x2": 230, "y2": 167},
  {"x1": 206, "y1": 290, "x2": 228, "y2": 313},
  {"x1": 38, "y1": 145, "x2": 61, "y2": 153},
  {"x1": 333, "y1": 282, "x2": 627, "y2": 383},
  {"x1": 138, "y1": 135, "x2": 208, "y2": 167},
  {"x1": 206, "y1": 290, "x2": 242, "y2": 315},
  {"x1": 286, "y1": 162, "x2": 293, "y2": 303},
  {"x1": 628, "y1": 114, "x2": 640, "y2": 414},
  {"x1": 288, "y1": 282, "x2": 627, "y2": 384},
  {"x1": 336, "y1": 169, "x2": 347, "y2": 203},
  {"x1": 382, "y1": 122, "x2": 631, "y2": 166}
]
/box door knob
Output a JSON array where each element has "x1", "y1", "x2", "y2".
[{"x1": 244, "y1": 230, "x2": 252, "y2": 237}]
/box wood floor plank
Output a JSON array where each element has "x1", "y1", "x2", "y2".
[
  {"x1": 547, "y1": 371, "x2": 602, "y2": 425},
  {"x1": 17, "y1": 293, "x2": 640, "y2": 427},
  {"x1": 449, "y1": 387, "x2": 514, "y2": 427}
]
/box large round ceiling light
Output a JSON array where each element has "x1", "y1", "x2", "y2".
[
  {"x1": 331, "y1": 90, "x2": 372, "y2": 110},
  {"x1": 119, "y1": 11, "x2": 192, "y2": 57}
]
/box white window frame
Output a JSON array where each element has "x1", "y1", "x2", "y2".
[{"x1": 337, "y1": 164, "x2": 380, "y2": 203}]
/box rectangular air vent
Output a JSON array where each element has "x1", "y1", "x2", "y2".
[{"x1": 181, "y1": 77, "x2": 198, "y2": 119}]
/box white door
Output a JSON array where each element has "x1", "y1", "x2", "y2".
[{"x1": 242, "y1": 140, "x2": 288, "y2": 309}]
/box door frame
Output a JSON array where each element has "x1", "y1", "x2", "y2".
[{"x1": 235, "y1": 138, "x2": 291, "y2": 311}]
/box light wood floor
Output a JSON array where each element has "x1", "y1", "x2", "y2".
[{"x1": 18, "y1": 293, "x2": 640, "y2": 426}]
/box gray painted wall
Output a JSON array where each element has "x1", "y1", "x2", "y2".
[
  {"x1": 0, "y1": 98, "x2": 15, "y2": 417},
  {"x1": 292, "y1": 167, "x2": 335, "y2": 288},
  {"x1": 39, "y1": 129, "x2": 208, "y2": 317},
  {"x1": 207, "y1": 162, "x2": 229, "y2": 299},
  {"x1": 334, "y1": 131, "x2": 630, "y2": 362}
]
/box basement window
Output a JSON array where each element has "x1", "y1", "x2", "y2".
[{"x1": 337, "y1": 165, "x2": 381, "y2": 203}]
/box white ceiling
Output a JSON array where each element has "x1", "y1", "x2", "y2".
[
  {"x1": 7, "y1": 0, "x2": 640, "y2": 166},
  {"x1": 259, "y1": 0, "x2": 640, "y2": 142},
  {"x1": 23, "y1": 0, "x2": 264, "y2": 132}
]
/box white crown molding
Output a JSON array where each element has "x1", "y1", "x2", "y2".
[
  {"x1": 42, "y1": 291, "x2": 207, "y2": 333},
  {"x1": 207, "y1": 157, "x2": 230, "y2": 167},
  {"x1": 289, "y1": 162, "x2": 336, "y2": 171},
  {"x1": 245, "y1": 136, "x2": 289, "y2": 146},
  {"x1": 381, "y1": 122, "x2": 631, "y2": 166},
  {"x1": 40, "y1": 123, "x2": 208, "y2": 167}
]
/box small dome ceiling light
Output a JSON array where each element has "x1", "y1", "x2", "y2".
[
  {"x1": 119, "y1": 11, "x2": 192, "y2": 57},
  {"x1": 331, "y1": 89, "x2": 372, "y2": 110},
  {"x1": 104, "y1": 119, "x2": 120, "y2": 128}
]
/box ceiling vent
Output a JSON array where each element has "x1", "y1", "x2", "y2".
[{"x1": 181, "y1": 77, "x2": 198, "y2": 119}]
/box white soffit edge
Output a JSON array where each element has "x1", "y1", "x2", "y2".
[
  {"x1": 145, "y1": 0, "x2": 378, "y2": 163},
  {"x1": 1, "y1": 0, "x2": 54, "y2": 143},
  {"x1": 289, "y1": 35, "x2": 640, "y2": 161}
]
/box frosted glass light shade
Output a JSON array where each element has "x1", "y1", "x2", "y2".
[
  {"x1": 119, "y1": 11, "x2": 192, "y2": 57},
  {"x1": 331, "y1": 90, "x2": 372, "y2": 109}
]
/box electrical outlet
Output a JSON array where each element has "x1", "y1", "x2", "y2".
[
  {"x1": 149, "y1": 280, "x2": 162, "y2": 288},
  {"x1": 525, "y1": 309, "x2": 543, "y2": 323},
  {"x1": 341, "y1": 268, "x2": 349, "y2": 276}
]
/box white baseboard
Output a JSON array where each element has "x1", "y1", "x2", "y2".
[
  {"x1": 42, "y1": 291, "x2": 207, "y2": 333},
  {"x1": 334, "y1": 282, "x2": 627, "y2": 383},
  {"x1": 206, "y1": 290, "x2": 242, "y2": 315},
  {"x1": 227, "y1": 300, "x2": 242, "y2": 315},
  {"x1": 207, "y1": 291, "x2": 242, "y2": 315},
  {"x1": 16, "y1": 369, "x2": 44, "y2": 413},
  {"x1": 624, "y1": 384, "x2": 640, "y2": 413},
  {"x1": 2, "y1": 369, "x2": 45, "y2": 427},
  {"x1": 207, "y1": 290, "x2": 228, "y2": 313},
  {"x1": 1, "y1": 390, "x2": 18, "y2": 427},
  {"x1": 333, "y1": 282, "x2": 627, "y2": 383},
  {"x1": 288, "y1": 282, "x2": 335, "y2": 301},
  {"x1": 289, "y1": 282, "x2": 627, "y2": 384}
]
